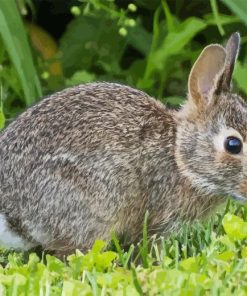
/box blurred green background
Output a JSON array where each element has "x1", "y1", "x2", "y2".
[{"x1": 1, "y1": 0, "x2": 247, "y2": 126}]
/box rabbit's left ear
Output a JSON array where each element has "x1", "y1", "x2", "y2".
[
  {"x1": 188, "y1": 44, "x2": 226, "y2": 108},
  {"x1": 188, "y1": 32, "x2": 240, "y2": 110},
  {"x1": 217, "y1": 32, "x2": 240, "y2": 93}
]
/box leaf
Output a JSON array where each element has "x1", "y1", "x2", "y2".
[
  {"x1": 0, "y1": 85, "x2": 5, "y2": 129},
  {"x1": 66, "y1": 70, "x2": 96, "y2": 87},
  {"x1": 164, "y1": 96, "x2": 184, "y2": 105},
  {"x1": 241, "y1": 246, "x2": 247, "y2": 258},
  {"x1": 180, "y1": 257, "x2": 199, "y2": 272},
  {"x1": 163, "y1": 256, "x2": 173, "y2": 267},
  {"x1": 221, "y1": 0, "x2": 247, "y2": 26},
  {"x1": 46, "y1": 254, "x2": 65, "y2": 273},
  {"x1": 0, "y1": 0, "x2": 42, "y2": 105},
  {"x1": 216, "y1": 251, "x2": 235, "y2": 262},
  {"x1": 233, "y1": 61, "x2": 247, "y2": 95},
  {"x1": 138, "y1": 17, "x2": 206, "y2": 89},
  {"x1": 161, "y1": 0, "x2": 175, "y2": 33},
  {"x1": 0, "y1": 112, "x2": 5, "y2": 129},
  {"x1": 62, "y1": 280, "x2": 91, "y2": 296},
  {"x1": 149, "y1": 17, "x2": 206, "y2": 70},
  {"x1": 204, "y1": 13, "x2": 240, "y2": 26},
  {"x1": 95, "y1": 251, "x2": 118, "y2": 271},
  {"x1": 222, "y1": 213, "x2": 247, "y2": 240},
  {"x1": 60, "y1": 14, "x2": 127, "y2": 76},
  {"x1": 127, "y1": 25, "x2": 152, "y2": 56},
  {"x1": 92, "y1": 240, "x2": 106, "y2": 253}
]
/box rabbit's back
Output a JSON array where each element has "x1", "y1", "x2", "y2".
[
  {"x1": 0, "y1": 83, "x2": 168, "y2": 153},
  {"x1": 0, "y1": 82, "x2": 175, "y2": 251}
]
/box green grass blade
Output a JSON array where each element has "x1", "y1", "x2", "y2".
[
  {"x1": 131, "y1": 265, "x2": 143, "y2": 295},
  {"x1": 161, "y1": 0, "x2": 174, "y2": 33},
  {"x1": 138, "y1": 17, "x2": 206, "y2": 89},
  {"x1": 210, "y1": 0, "x2": 225, "y2": 35},
  {"x1": 0, "y1": 0, "x2": 42, "y2": 105},
  {"x1": 222, "y1": 0, "x2": 247, "y2": 27},
  {"x1": 123, "y1": 244, "x2": 135, "y2": 268},
  {"x1": 111, "y1": 233, "x2": 124, "y2": 266},
  {"x1": 140, "y1": 211, "x2": 149, "y2": 268},
  {"x1": 0, "y1": 84, "x2": 5, "y2": 129}
]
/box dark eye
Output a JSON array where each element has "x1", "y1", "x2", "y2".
[{"x1": 224, "y1": 136, "x2": 242, "y2": 154}]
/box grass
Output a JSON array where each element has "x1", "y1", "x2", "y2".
[
  {"x1": 0, "y1": 0, "x2": 42, "y2": 105},
  {"x1": 2, "y1": 0, "x2": 247, "y2": 121},
  {"x1": 0, "y1": 201, "x2": 247, "y2": 295}
]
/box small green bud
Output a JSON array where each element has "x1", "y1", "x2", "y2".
[
  {"x1": 128, "y1": 3, "x2": 137, "y2": 12},
  {"x1": 119, "y1": 27, "x2": 128, "y2": 37},
  {"x1": 41, "y1": 72, "x2": 50, "y2": 80},
  {"x1": 127, "y1": 18, "x2": 136, "y2": 27},
  {"x1": 70, "y1": 6, "x2": 81, "y2": 16}
]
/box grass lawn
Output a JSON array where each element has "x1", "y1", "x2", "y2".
[{"x1": 0, "y1": 201, "x2": 247, "y2": 295}]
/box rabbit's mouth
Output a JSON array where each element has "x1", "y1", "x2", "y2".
[
  {"x1": 233, "y1": 180, "x2": 247, "y2": 203},
  {"x1": 230, "y1": 193, "x2": 247, "y2": 203}
]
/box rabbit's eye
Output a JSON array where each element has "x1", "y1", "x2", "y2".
[{"x1": 224, "y1": 136, "x2": 242, "y2": 154}]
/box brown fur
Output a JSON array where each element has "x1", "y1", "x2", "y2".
[{"x1": 0, "y1": 33, "x2": 245, "y2": 254}]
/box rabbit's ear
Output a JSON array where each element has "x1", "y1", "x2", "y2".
[
  {"x1": 218, "y1": 32, "x2": 240, "y2": 92},
  {"x1": 188, "y1": 44, "x2": 226, "y2": 108}
]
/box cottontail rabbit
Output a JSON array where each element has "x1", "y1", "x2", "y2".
[{"x1": 0, "y1": 33, "x2": 244, "y2": 255}]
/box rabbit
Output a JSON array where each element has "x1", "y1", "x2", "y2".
[{"x1": 0, "y1": 32, "x2": 245, "y2": 255}]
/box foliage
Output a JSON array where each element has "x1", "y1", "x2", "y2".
[
  {"x1": 1, "y1": 0, "x2": 247, "y2": 121},
  {"x1": 0, "y1": 0, "x2": 42, "y2": 107},
  {"x1": 0, "y1": 203, "x2": 246, "y2": 294}
]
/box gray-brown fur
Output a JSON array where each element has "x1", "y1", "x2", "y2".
[{"x1": 0, "y1": 33, "x2": 246, "y2": 254}]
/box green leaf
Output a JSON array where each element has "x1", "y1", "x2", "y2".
[
  {"x1": 161, "y1": 0, "x2": 174, "y2": 33},
  {"x1": 164, "y1": 96, "x2": 184, "y2": 105},
  {"x1": 222, "y1": 0, "x2": 247, "y2": 26},
  {"x1": 0, "y1": 86, "x2": 5, "y2": 129},
  {"x1": 96, "y1": 251, "x2": 118, "y2": 271},
  {"x1": 46, "y1": 254, "x2": 65, "y2": 272},
  {"x1": 216, "y1": 251, "x2": 235, "y2": 262},
  {"x1": 127, "y1": 25, "x2": 152, "y2": 56},
  {"x1": 66, "y1": 70, "x2": 96, "y2": 87},
  {"x1": 138, "y1": 17, "x2": 206, "y2": 89},
  {"x1": 222, "y1": 213, "x2": 247, "y2": 240},
  {"x1": 180, "y1": 257, "x2": 199, "y2": 272},
  {"x1": 204, "y1": 13, "x2": 240, "y2": 26},
  {"x1": 0, "y1": 112, "x2": 5, "y2": 129},
  {"x1": 92, "y1": 240, "x2": 106, "y2": 253},
  {"x1": 0, "y1": 0, "x2": 42, "y2": 105},
  {"x1": 60, "y1": 14, "x2": 127, "y2": 76},
  {"x1": 233, "y1": 61, "x2": 247, "y2": 95},
  {"x1": 241, "y1": 246, "x2": 247, "y2": 258},
  {"x1": 150, "y1": 17, "x2": 206, "y2": 70},
  {"x1": 62, "y1": 280, "x2": 91, "y2": 296},
  {"x1": 163, "y1": 256, "x2": 173, "y2": 267}
]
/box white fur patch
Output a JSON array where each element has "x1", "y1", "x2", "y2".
[
  {"x1": 43, "y1": 152, "x2": 78, "y2": 163},
  {"x1": 213, "y1": 127, "x2": 244, "y2": 155},
  {"x1": 0, "y1": 214, "x2": 33, "y2": 250}
]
